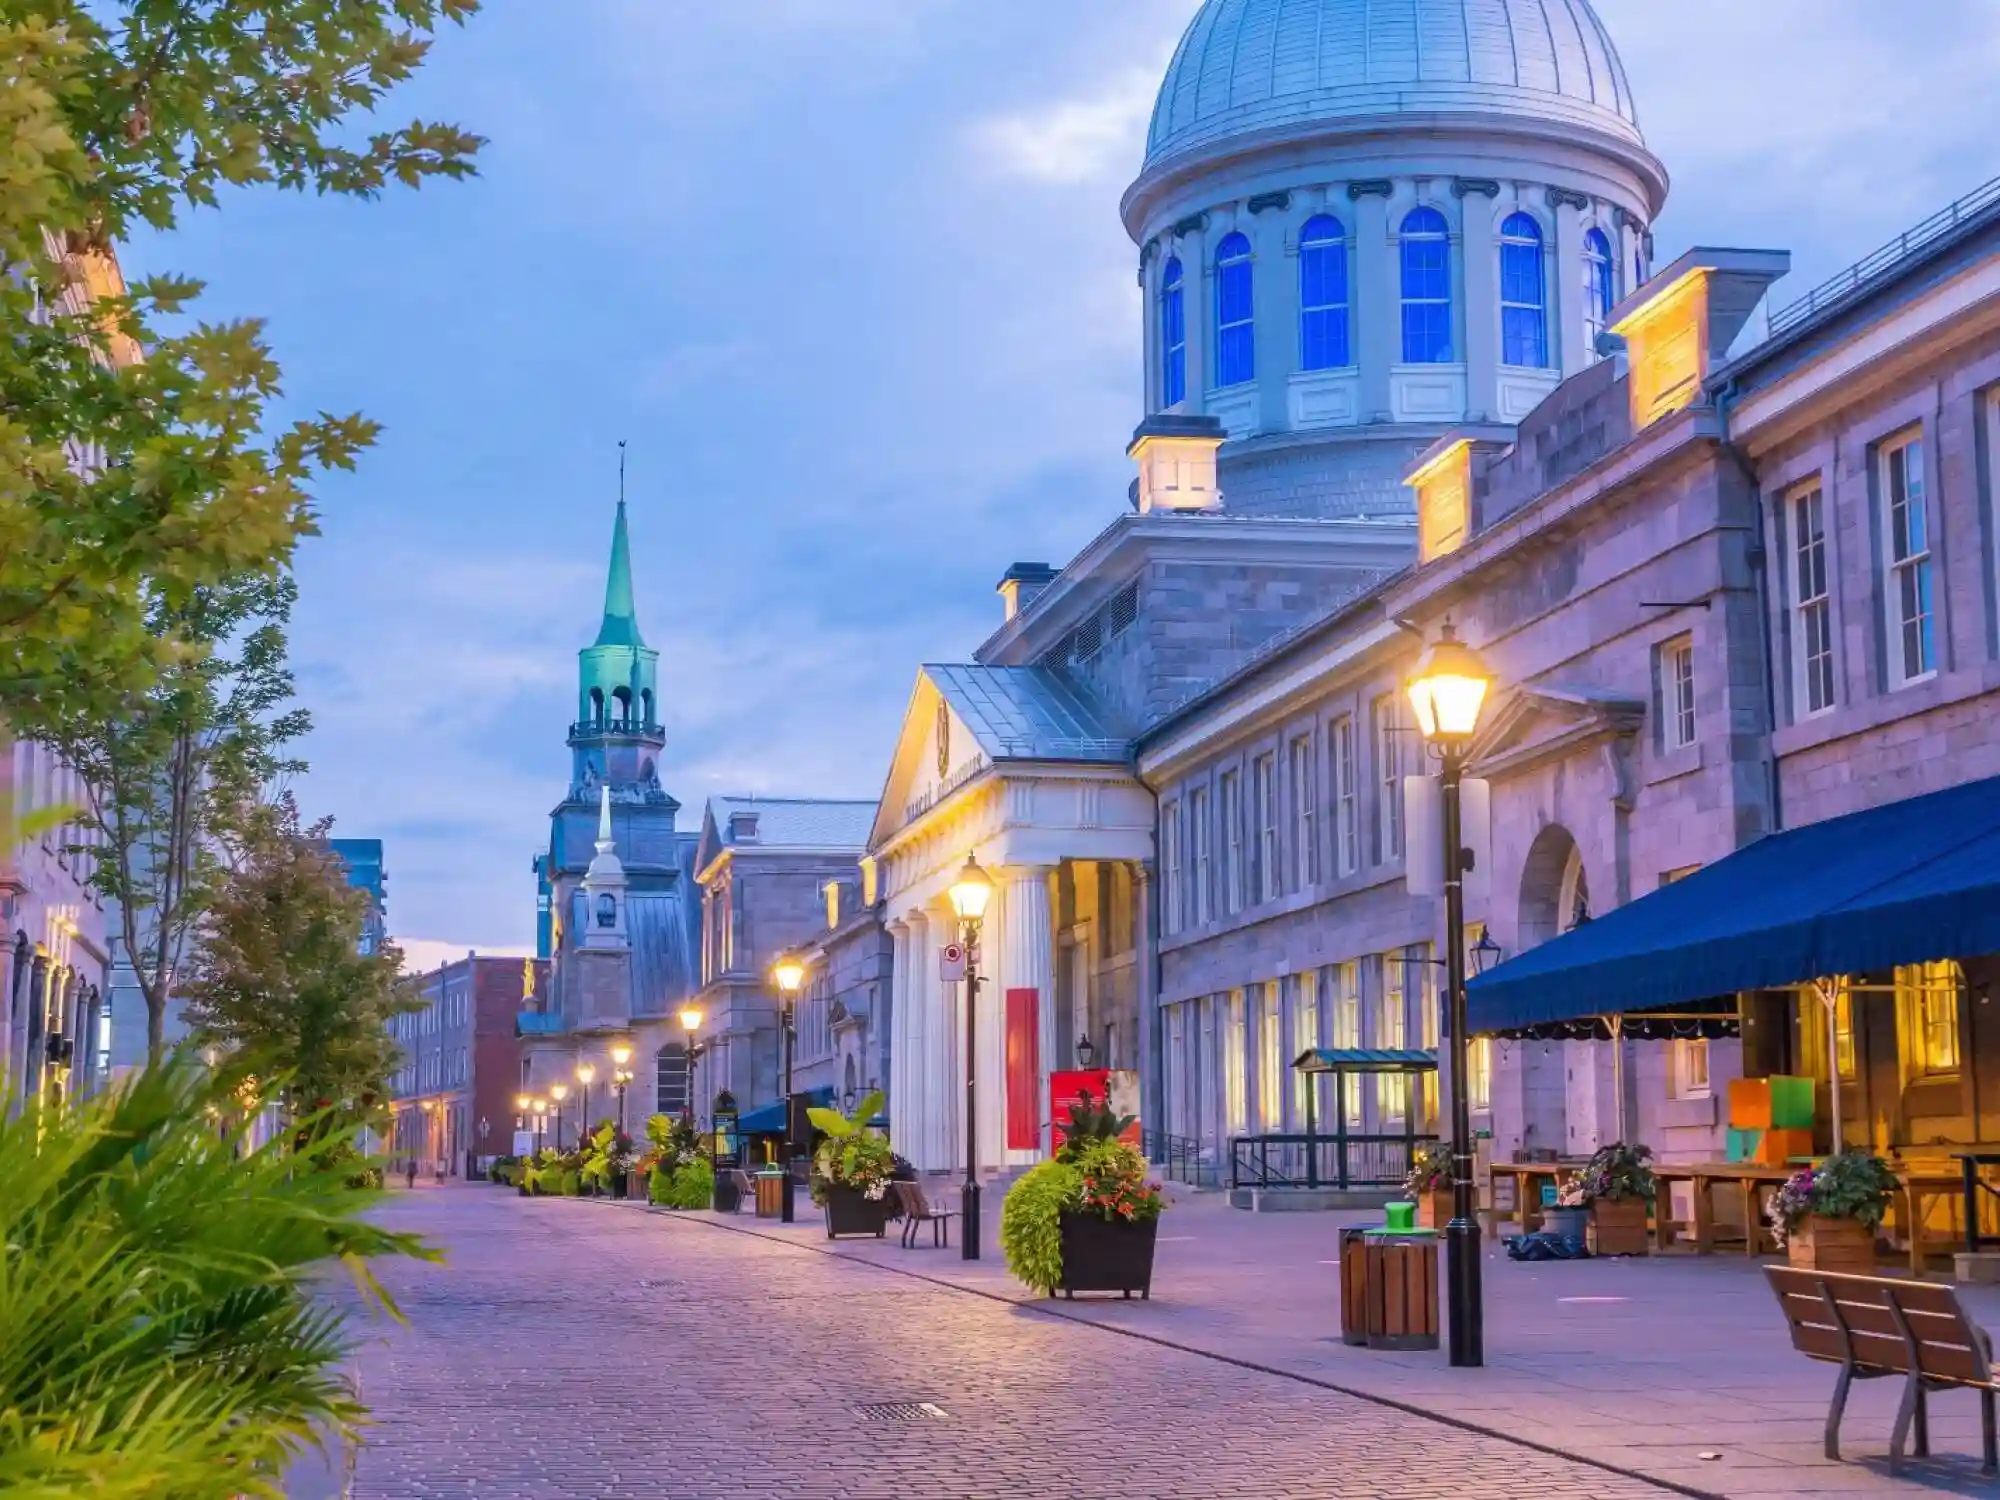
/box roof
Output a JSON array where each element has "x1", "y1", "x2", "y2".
[
  {"x1": 1469, "y1": 774, "x2": 2000, "y2": 1034},
  {"x1": 925, "y1": 664, "x2": 1132, "y2": 764},
  {"x1": 1144, "y1": 0, "x2": 1644, "y2": 173},
  {"x1": 1293, "y1": 1047, "x2": 1439, "y2": 1074},
  {"x1": 703, "y1": 796, "x2": 877, "y2": 852},
  {"x1": 594, "y1": 500, "x2": 644, "y2": 649}
]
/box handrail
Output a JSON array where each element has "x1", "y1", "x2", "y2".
[{"x1": 1229, "y1": 1129, "x2": 1438, "y2": 1192}]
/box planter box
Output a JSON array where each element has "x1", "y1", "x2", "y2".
[
  {"x1": 1788, "y1": 1214, "x2": 1877, "y2": 1274},
  {"x1": 1055, "y1": 1211, "x2": 1158, "y2": 1300},
  {"x1": 822, "y1": 1183, "x2": 888, "y2": 1240},
  {"x1": 1590, "y1": 1197, "x2": 1650, "y2": 1256},
  {"x1": 1414, "y1": 1189, "x2": 1455, "y2": 1230}
]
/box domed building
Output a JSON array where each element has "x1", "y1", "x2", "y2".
[{"x1": 1123, "y1": 0, "x2": 1669, "y2": 518}]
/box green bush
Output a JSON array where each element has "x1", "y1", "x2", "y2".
[
  {"x1": 0, "y1": 1058, "x2": 433, "y2": 1498},
  {"x1": 998, "y1": 1159, "x2": 1081, "y2": 1294},
  {"x1": 649, "y1": 1158, "x2": 713, "y2": 1209}
]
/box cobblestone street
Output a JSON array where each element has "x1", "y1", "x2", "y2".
[{"x1": 324, "y1": 1189, "x2": 1684, "y2": 1500}]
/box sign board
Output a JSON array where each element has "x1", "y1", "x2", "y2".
[
  {"x1": 712, "y1": 1108, "x2": 741, "y2": 1168},
  {"x1": 1050, "y1": 1068, "x2": 1142, "y2": 1152},
  {"x1": 1402, "y1": 774, "x2": 1492, "y2": 900},
  {"x1": 512, "y1": 1129, "x2": 535, "y2": 1157},
  {"x1": 939, "y1": 940, "x2": 966, "y2": 983}
]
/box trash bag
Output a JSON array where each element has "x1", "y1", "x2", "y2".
[{"x1": 1505, "y1": 1231, "x2": 1592, "y2": 1261}]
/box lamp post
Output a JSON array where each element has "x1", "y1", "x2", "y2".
[
  {"x1": 678, "y1": 1007, "x2": 703, "y2": 1124},
  {"x1": 549, "y1": 1082, "x2": 569, "y2": 1154},
  {"x1": 575, "y1": 1061, "x2": 596, "y2": 1138},
  {"x1": 531, "y1": 1097, "x2": 548, "y2": 1155},
  {"x1": 1406, "y1": 618, "x2": 1494, "y2": 1370},
  {"x1": 610, "y1": 1040, "x2": 633, "y2": 1136},
  {"x1": 948, "y1": 853, "x2": 995, "y2": 1261},
  {"x1": 771, "y1": 954, "x2": 806, "y2": 1224}
]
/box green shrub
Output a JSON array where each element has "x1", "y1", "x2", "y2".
[
  {"x1": 650, "y1": 1158, "x2": 713, "y2": 1209},
  {"x1": 0, "y1": 1058, "x2": 433, "y2": 1498},
  {"x1": 998, "y1": 1159, "x2": 1081, "y2": 1294}
]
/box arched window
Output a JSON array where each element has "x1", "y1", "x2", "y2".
[
  {"x1": 1399, "y1": 208, "x2": 1453, "y2": 364},
  {"x1": 611, "y1": 686, "x2": 632, "y2": 725},
  {"x1": 1213, "y1": 232, "x2": 1254, "y2": 388},
  {"x1": 640, "y1": 688, "x2": 654, "y2": 727},
  {"x1": 1298, "y1": 214, "x2": 1350, "y2": 370},
  {"x1": 1158, "y1": 257, "x2": 1186, "y2": 407},
  {"x1": 588, "y1": 687, "x2": 605, "y2": 724},
  {"x1": 595, "y1": 893, "x2": 616, "y2": 929},
  {"x1": 1499, "y1": 213, "x2": 1548, "y2": 368},
  {"x1": 1583, "y1": 228, "x2": 1615, "y2": 356}
]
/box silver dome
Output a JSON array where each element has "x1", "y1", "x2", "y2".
[{"x1": 1144, "y1": 0, "x2": 1643, "y2": 170}]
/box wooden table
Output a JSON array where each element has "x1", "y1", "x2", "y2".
[
  {"x1": 1899, "y1": 1171, "x2": 1977, "y2": 1272},
  {"x1": 1651, "y1": 1162, "x2": 1794, "y2": 1255},
  {"x1": 1483, "y1": 1160, "x2": 1589, "y2": 1239}
]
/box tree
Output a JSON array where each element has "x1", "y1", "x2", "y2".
[
  {"x1": 46, "y1": 571, "x2": 308, "y2": 1063},
  {"x1": 0, "y1": 1, "x2": 482, "y2": 728},
  {"x1": 180, "y1": 795, "x2": 415, "y2": 1138}
]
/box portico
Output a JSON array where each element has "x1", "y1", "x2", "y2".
[{"x1": 867, "y1": 665, "x2": 1152, "y2": 1177}]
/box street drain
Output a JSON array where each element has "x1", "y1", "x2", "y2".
[{"x1": 854, "y1": 1401, "x2": 950, "y2": 1422}]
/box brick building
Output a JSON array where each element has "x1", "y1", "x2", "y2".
[{"x1": 391, "y1": 953, "x2": 547, "y2": 1174}]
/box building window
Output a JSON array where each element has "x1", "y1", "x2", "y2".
[
  {"x1": 1332, "y1": 961, "x2": 1361, "y2": 1123},
  {"x1": 1159, "y1": 256, "x2": 1186, "y2": 407},
  {"x1": 1659, "y1": 636, "x2": 1696, "y2": 750},
  {"x1": 1214, "y1": 231, "x2": 1254, "y2": 388},
  {"x1": 1378, "y1": 957, "x2": 1408, "y2": 1120},
  {"x1": 1672, "y1": 1038, "x2": 1712, "y2": 1098},
  {"x1": 1400, "y1": 207, "x2": 1453, "y2": 364},
  {"x1": 1253, "y1": 752, "x2": 1278, "y2": 902},
  {"x1": 1161, "y1": 800, "x2": 1183, "y2": 937},
  {"x1": 1294, "y1": 969, "x2": 1321, "y2": 1126},
  {"x1": 1499, "y1": 212, "x2": 1548, "y2": 369},
  {"x1": 1791, "y1": 485, "x2": 1835, "y2": 717},
  {"x1": 1289, "y1": 734, "x2": 1318, "y2": 888},
  {"x1": 1583, "y1": 226, "x2": 1615, "y2": 356},
  {"x1": 1258, "y1": 982, "x2": 1282, "y2": 1131},
  {"x1": 1189, "y1": 786, "x2": 1213, "y2": 925},
  {"x1": 1224, "y1": 989, "x2": 1247, "y2": 1134},
  {"x1": 1371, "y1": 695, "x2": 1404, "y2": 863},
  {"x1": 1219, "y1": 770, "x2": 1243, "y2": 914},
  {"x1": 1332, "y1": 715, "x2": 1358, "y2": 875},
  {"x1": 1897, "y1": 960, "x2": 1961, "y2": 1077},
  {"x1": 656, "y1": 1043, "x2": 690, "y2": 1115},
  {"x1": 1468, "y1": 1037, "x2": 1493, "y2": 1111},
  {"x1": 1881, "y1": 432, "x2": 1934, "y2": 684},
  {"x1": 1299, "y1": 214, "x2": 1350, "y2": 370}
]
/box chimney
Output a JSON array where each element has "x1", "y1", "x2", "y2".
[
  {"x1": 997, "y1": 562, "x2": 1058, "y2": 623},
  {"x1": 1127, "y1": 414, "x2": 1226, "y2": 514}
]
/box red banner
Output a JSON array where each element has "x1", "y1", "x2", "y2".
[
  {"x1": 1051, "y1": 1068, "x2": 1141, "y2": 1152},
  {"x1": 1004, "y1": 989, "x2": 1040, "y2": 1152}
]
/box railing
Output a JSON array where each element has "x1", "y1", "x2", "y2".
[
  {"x1": 1230, "y1": 1131, "x2": 1437, "y2": 1192},
  {"x1": 1143, "y1": 1129, "x2": 1219, "y2": 1188},
  {"x1": 1768, "y1": 173, "x2": 2000, "y2": 338},
  {"x1": 1957, "y1": 1153, "x2": 2000, "y2": 1254},
  {"x1": 568, "y1": 716, "x2": 660, "y2": 738}
]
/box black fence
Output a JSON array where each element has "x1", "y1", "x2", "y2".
[
  {"x1": 1143, "y1": 1129, "x2": 1221, "y2": 1188},
  {"x1": 1229, "y1": 1131, "x2": 1438, "y2": 1192}
]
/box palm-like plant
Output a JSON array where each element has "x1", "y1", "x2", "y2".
[{"x1": 0, "y1": 1055, "x2": 434, "y2": 1499}]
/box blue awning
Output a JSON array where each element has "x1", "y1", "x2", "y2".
[
  {"x1": 1293, "y1": 1048, "x2": 1438, "y2": 1074},
  {"x1": 1468, "y1": 774, "x2": 2000, "y2": 1034},
  {"x1": 735, "y1": 1086, "x2": 835, "y2": 1136}
]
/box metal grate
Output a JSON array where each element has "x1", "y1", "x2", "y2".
[{"x1": 853, "y1": 1401, "x2": 950, "y2": 1422}]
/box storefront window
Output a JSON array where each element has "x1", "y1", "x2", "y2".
[
  {"x1": 1258, "y1": 982, "x2": 1282, "y2": 1131},
  {"x1": 1898, "y1": 960, "x2": 1961, "y2": 1076},
  {"x1": 1294, "y1": 970, "x2": 1320, "y2": 1126},
  {"x1": 1224, "y1": 989, "x2": 1247, "y2": 1134},
  {"x1": 1378, "y1": 956, "x2": 1407, "y2": 1122}
]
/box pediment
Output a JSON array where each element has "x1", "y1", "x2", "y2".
[
  {"x1": 1470, "y1": 684, "x2": 1645, "y2": 782},
  {"x1": 867, "y1": 671, "x2": 987, "y2": 851}
]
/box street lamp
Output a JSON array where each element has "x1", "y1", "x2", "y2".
[
  {"x1": 678, "y1": 1007, "x2": 703, "y2": 1123},
  {"x1": 1407, "y1": 618, "x2": 1494, "y2": 1370},
  {"x1": 771, "y1": 953, "x2": 807, "y2": 1223},
  {"x1": 1075, "y1": 1032, "x2": 1095, "y2": 1069},
  {"x1": 531, "y1": 1097, "x2": 548, "y2": 1155},
  {"x1": 610, "y1": 1040, "x2": 633, "y2": 1136},
  {"x1": 575, "y1": 1060, "x2": 596, "y2": 1138},
  {"x1": 948, "y1": 853, "x2": 995, "y2": 1261},
  {"x1": 549, "y1": 1082, "x2": 569, "y2": 1154}
]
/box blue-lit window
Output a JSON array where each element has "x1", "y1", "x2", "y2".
[
  {"x1": 1159, "y1": 257, "x2": 1186, "y2": 407},
  {"x1": 1500, "y1": 213, "x2": 1548, "y2": 369},
  {"x1": 1583, "y1": 228, "x2": 1615, "y2": 358},
  {"x1": 1400, "y1": 208, "x2": 1453, "y2": 364},
  {"x1": 1298, "y1": 215, "x2": 1350, "y2": 370},
  {"x1": 1214, "y1": 231, "x2": 1255, "y2": 388}
]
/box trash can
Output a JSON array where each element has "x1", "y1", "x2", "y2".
[
  {"x1": 1338, "y1": 1225, "x2": 1370, "y2": 1346},
  {"x1": 755, "y1": 1167, "x2": 785, "y2": 1219},
  {"x1": 1361, "y1": 1228, "x2": 1440, "y2": 1351},
  {"x1": 712, "y1": 1169, "x2": 742, "y2": 1214}
]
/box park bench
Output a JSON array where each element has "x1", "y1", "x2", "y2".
[
  {"x1": 1765, "y1": 1265, "x2": 1998, "y2": 1474},
  {"x1": 892, "y1": 1181, "x2": 958, "y2": 1249}
]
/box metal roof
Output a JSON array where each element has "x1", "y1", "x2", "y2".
[
  {"x1": 1293, "y1": 1047, "x2": 1439, "y2": 1074},
  {"x1": 704, "y1": 796, "x2": 877, "y2": 852},
  {"x1": 1145, "y1": 0, "x2": 1644, "y2": 171},
  {"x1": 925, "y1": 664, "x2": 1132, "y2": 764}
]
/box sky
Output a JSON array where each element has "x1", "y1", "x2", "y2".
[{"x1": 128, "y1": 0, "x2": 2000, "y2": 966}]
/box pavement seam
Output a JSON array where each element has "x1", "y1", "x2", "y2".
[{"x1": 595, "y1": 1198, "x2": 1728, "y2": 1500}]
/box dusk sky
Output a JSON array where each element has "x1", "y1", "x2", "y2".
[{"x1": 128, "y1": 0, "x2": 2000, "y2": 965}]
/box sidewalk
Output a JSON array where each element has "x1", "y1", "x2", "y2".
[{"x1": 596, "y1": 1185, "x2": 2000, "y2": 1499}]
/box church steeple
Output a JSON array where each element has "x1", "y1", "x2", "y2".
[
  {"x1": 595, "y1": 500, "x2": 645, "y2": 649},
  {"x1": 574, "y1": 494, "x2": 662, "y2": 746}
]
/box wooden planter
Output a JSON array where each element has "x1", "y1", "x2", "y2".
[
  {"x1": 822, "y1": 1183, "x2": 889, "y2": 1240},
  {"x1": 1590, "y1": 1197, "x2": 1650, "y2": 1256},
  {"x1": 1055, "y1": 1211, "x2": 1158, "y2": 1300},
  {"x1": 1788, "y1": 1214, "x2": 1877, "y2": 1273},
  {"x1": 1414, "y1": 1188, "x2": 1456, "y2": 1230}
]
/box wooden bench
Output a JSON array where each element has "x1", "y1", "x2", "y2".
[
  {"x1": 1766, "y1": 1266, "x2": 1998, "y2": 1474},
  {"x1": 892, "y1": 1181, "x2": 958, "y2": 1248}
]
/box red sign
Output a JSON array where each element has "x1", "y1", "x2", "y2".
[
  {"x1": 1050, "y1": 1068, "x2": 1141, "y2": 1152},
  {"x1": 1004, "y1": 989, "x2": 1039, "y2": 1152}
]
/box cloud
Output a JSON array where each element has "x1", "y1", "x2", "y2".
[
  {"x1": 397, "y1": 937, "x2": 533, "y2": 975},
  {"x1": 970, "y1": 66, "x2": 1161, "y2": 185}
]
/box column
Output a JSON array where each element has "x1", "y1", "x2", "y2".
[
  {"x1": 886, "y1": 920, "x2": 909, "y2": 1147},
  {"x1": 1179, "y1": 218, "x2": 1210, "y2": 413},
  {"x1": 974, "y1": 877, "x2": 1008, "y2": 1174},
  {"x1": 1250, "y1": 201, "x2": 1291, "y2": 436},
  {"x1": 999, "y1": 865, "x2": 1056, "y2": 1155},
  {"x1": 1135, "y1": 861, "x2": 1161, "y2": 1153},
  {"x1": 1457, "y1": 187, "x2": 1500, "y2": 422},
  {"x1": 1552, "y1": 194, "x2": 1588, "y2": 375},
  {"x1": 1351, "y1": 187, "x2": 1393, "y2": 423},
  {"x1": 905, "y1": 910, "x2": 934, "y2": 1172},
  {"x1": 931, "y1": 899, "x2": 961, "y2": 1176}
]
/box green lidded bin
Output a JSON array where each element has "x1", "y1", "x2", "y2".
[
  {"x1": 1768, "y1": 1075, "x2": 1815, "y2": 1129},
  {"x1": 1384, "y1": 1201, "x2": 1416, "y2": 1233}
]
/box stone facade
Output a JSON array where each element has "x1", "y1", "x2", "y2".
[
  {"x1": 390, "y1": 955, "x2": 548, "y2": 1173},
  {"x1": 793, "y1": 883, "x2": 893, "y2": 1115}
]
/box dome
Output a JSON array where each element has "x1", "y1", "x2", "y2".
[{"x1": 1144, "y1": 0, "x2": 1643, "y2": 172}]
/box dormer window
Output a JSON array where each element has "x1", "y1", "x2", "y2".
[{"x1": 728, "y1": 811, "x2": 760, "y2": 842}]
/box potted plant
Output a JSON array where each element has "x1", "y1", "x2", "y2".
[
  {"x1": 807, "y1": 1089, "x2": 893, "y2": 1238},
  {"x1": 1772, "y1": 1152, "x2": 1898, "y2": 1273},
  {"x1": 1000, "y1": 1090, "x2": 1166, "y2": 1299},
  {"x1": 1544, "y1": 1176, "x2": 1590, "y2": 1241},
  {"x1": 638, "y1": 1113, "x2": 711, "y2": 1209},
  {"x1": 1579, "y1": 1142, "x2": 1654, "y2": 1256},
  {"x1": 1403, "y1": 1143, "x2": 1455, "y2": 1229}
]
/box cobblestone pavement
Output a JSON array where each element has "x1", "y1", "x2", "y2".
[{"x1": 324, "y1": 1189, "x2": 1690, "y2": 1500}]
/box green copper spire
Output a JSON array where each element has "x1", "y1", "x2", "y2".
[{"x1": 594, "y1": 499, "x2": 645, "y2": 649}]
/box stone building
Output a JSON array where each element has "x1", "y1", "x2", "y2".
[
  {"x1": 686, "y1": 796, "x2": 875, "y2": 1129},
  {"x1": 390, "y1": 954, "x2": 548, "y2": 1174},
  {"x1": 791, "y1": 874, "x2": 893, "y2": 1118}
]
